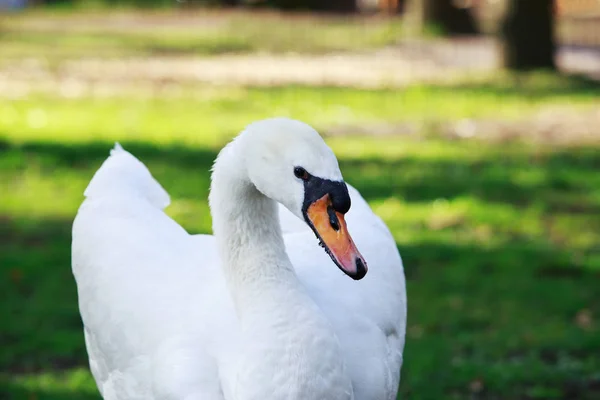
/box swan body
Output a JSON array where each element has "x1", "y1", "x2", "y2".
[{"x1": 72, "y1": 118, "x2": 407, "y2": 400}]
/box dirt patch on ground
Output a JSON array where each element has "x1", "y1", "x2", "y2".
[
  {"x1": 1, "y1": 38, "x2": 599, "y2": 98},
  {"x1": 326, "y1": 107, "x2": 600, "y2": 146},
  {"x1": 442, "y1": 107, "x2": 600, "y2": 145}
]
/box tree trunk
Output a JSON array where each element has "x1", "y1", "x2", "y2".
[
  {"x1": 501, "y1": 0, "x2": 556, "y2": 70},
  {"x1": 406, "y1": 0, "x2": 479, "y2": 35}
]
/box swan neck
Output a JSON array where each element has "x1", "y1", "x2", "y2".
[
  {"x1": 207, "y1": 135, "x2": 353, "y2": 399},
  {"x1": 209, "y1": 142, "x2": 295, "y2": 311}
]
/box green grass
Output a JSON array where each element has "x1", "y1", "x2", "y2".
[
  {"x1": 2, "y1": 73, "x2": 598, "y2": 147},
  {"x1": 1, "y1": 72, "x2": 600, "y2": 399},
  {"x1": 0, "y1": 10, "x2": 405, "y2": 63}
]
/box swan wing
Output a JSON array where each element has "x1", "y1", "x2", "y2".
[{"x1": 72, "y1": 145, "x2": 229, "y2": 400}]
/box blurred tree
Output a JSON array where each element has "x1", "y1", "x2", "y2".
[
  {"x1": 405, "y1": 0, "x2": 479, "y2": 35},
  {"x1": 501, "y1": 0, "x2": 556, "y2": 70},
  {"x1": 379, "y1": 0, "x2": 405, "y2": 14},
  {"x1": 269, "y1": 0, "x2": 357, "y2": 12},
  {"x1": 326, "y1": 0, "x2": 358, "y2": 12}
]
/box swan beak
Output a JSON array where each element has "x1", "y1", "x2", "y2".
[{"x1": 305, "y1": 194, "x2": 368, "y2": 280}]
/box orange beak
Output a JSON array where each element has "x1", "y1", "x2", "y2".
[{"x1": 305, "y1": 194, "x2": 368, "y2": 280}]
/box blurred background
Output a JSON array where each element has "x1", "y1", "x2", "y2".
[{"x1": 1, "y1": 0, "x2": 599, "y2": 399}]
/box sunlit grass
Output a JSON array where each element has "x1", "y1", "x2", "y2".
[
  {"x1": 1, "y1": 75, "x2": 598, "y2": 147},
  {"x1": 2, "y1": 369, "x2": 98, "y2": 400},
  {"x1": 0, "y1": 10, "x2": 405, "y2": 63}
]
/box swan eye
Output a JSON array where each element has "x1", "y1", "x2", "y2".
[{"x1": 294, "y1": 167, "x2": 309, "y2": 181}]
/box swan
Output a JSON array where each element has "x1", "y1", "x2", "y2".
[{"x1": 72, "y1": 118, "x2": 407, "y2": 400}]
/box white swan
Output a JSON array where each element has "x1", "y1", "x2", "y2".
[{"x1": 72, "y1": 118, "x2": 407, "y2": 400}]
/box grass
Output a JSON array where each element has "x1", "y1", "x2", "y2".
[
  {"x1": 1, "y1": 72, "x2": 600, "y2": 399},
  {"x1": 0, "y1": 9, "x2": 405, "y2": 64},
  {"x1": 2, "y1": 73, "x2": 599, "y2": 147}
]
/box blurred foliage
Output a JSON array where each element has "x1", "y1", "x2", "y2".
[
  {"x1": 29, "y1": 0, "x2": 359, "y2": 10},
  {"x1": 31, "y1": 0, "x2": 197, "y2": 9},
  {"x1": 0, "y1": 11, "x2": 405, "y2": 61}
]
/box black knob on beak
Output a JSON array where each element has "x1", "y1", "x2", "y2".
[
  {"x1": 329, "y1": 182, "x2": 351, "y2": 214},
  {"x1": 301, "y1": 176, "x2": 351, "y2": 215}
]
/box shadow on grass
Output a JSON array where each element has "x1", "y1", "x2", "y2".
[
  {"x1": 3, "y1": 138, "x2": 600, "y2": 212},
  {"x1": 1, "y1": 139, "x2": 600, "y2": 399},
  {"x1": 0, "y1": 139, "x2": 218, "y2": 171},
  {"x1": 342, "y1": 148, "x2": 600, "y2": 214},
  {"x1": 0, "y1": 380, "x2": 99, "y2": 400}
]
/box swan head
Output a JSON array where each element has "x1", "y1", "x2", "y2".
[{"x1": 241, "y1": 117, "x2": 368, "y2": 280}]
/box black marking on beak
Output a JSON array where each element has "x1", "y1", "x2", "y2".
[
  {"x1": 327, "y1": 205, "x2": 340, "y2": 231},
  {"x1": 301, "y1": 175, "x2": 350, "y2": 217}
]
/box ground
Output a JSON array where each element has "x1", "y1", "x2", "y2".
[{"x1": 1, "y1": 8, "x2": 600, "y2": 400}]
